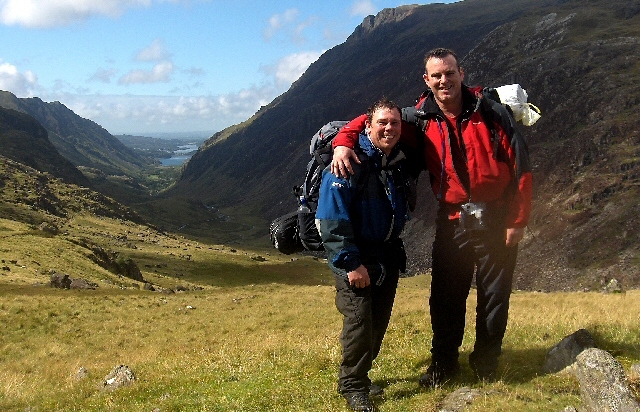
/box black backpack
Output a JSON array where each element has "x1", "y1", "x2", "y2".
[
  {"x1": 270, "y1": 121, "x2": 349, "y2": 254},
  {"x1": 269, "y1": 211, "x2": 304, "y2": 255}
]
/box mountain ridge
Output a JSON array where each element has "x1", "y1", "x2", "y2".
[
  {"x1": 167, "y1": 0, "x2": 640, "y2": 291},
  {"x1": 0, "y1": 90, "x2": 152, "y2": 176},
  {"x1": 0, "y1": 106, "x2": 90, "y2": 187},
  {"x1": 0, "y1": 0, "x2": 638, "y2": 291}
]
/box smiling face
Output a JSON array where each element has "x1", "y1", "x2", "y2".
[
  {"x1": 423, "y1": 53, "x2": 465, "y2": 115},
  {"x1": 365, "y1": 106, "x2": 401, "y2": 156}
]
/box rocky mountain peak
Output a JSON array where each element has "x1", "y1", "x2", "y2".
[{"x1": 348, "y1": 5, "x2": 420, "y2": 41}]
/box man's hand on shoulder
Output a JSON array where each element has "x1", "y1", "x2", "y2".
[
  {"x1": 506, "y1": 227, "x2": 525, "y2": 247},
  {"x1": 331, "y1": 146, "x2": 360, "y2": 178}
]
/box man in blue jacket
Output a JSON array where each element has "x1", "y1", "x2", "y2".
[{"x1": 316, "y1": 98, "x2": 411, "y2": 412}]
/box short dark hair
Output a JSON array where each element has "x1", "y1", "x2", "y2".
[
  {"x1": 366, "y1": 97, "x2": 401, "y2": 124},
  {"x1": 424, "y1": 47, "x2": 460, "y2": 69}
]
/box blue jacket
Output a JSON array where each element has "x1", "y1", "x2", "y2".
[{"x1": 316, "y1": 134, "x2": 409, "y2": 278}]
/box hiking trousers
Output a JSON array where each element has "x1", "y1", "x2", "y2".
[
  {"x1": 334, "y1": 264, "x2": 400, "y2": 394},
  {"x1": 429, "y1": 216, "x2": 518, "y2": 372}
]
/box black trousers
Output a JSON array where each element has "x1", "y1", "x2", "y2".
[
  {"x1": 429, "y1": 216, "x2": 517, "y2": 371},
  {"x1": 334, "y1": 264, "x2": 400, "y2": 394}
]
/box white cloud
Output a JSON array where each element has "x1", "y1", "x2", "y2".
[
  {"x1": 0, "y1": 0, "x2": 152, "y2": 28},
  {"x1": 118, "y1": 61, "x2": 174, "y2": 84},
  {"x1": 0, "y1": 0, "x2": 201, "y2": 28},
  {"x1": 263, "y1": 8, "x2": 299, "y2": 41},
  {"x1": 88, "y1": 68, "x2": 117, "y2": 83},
  {"x1": 60, "y1": 84, "x2": 277, "y2": 134},
  {"x1": 0, "y1": 60, "x2": 39, "y2": 97},
  {"x1": 350, "y1": 0, "x2": 376, "y2": 17},
  {"x1": 135, "y1": 38, "x2": 170, "y2": 62},
  {"x1": 262, "y1": 51, "x2": 322, "y2": 88}
]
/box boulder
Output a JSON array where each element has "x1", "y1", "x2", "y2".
[
  {"x1": 573, "y1": 348, "x2": 640, "y2": 412},
  {"x1": 50, "y1": 272, "x2": 98, "y2": 290},
  {"x1": 438, "y1": 387, "x2": 484, "y2": 412},
  {"x1": 543, "y1": 329, "x2": 596, "y2": 374},
  {"x1": 603, "y1": 278, "x2": 623, "y2": 294},
  {"x1": 102, "y1": 365, "x2": 136, "y2": 391},
  {"x1": 37, "y1": 221, "x2": 59, "y2": 235},
  {"x1": 50, "y1": 272, "x2": 71, "y2": 289},
  {"x1": 70, "y1": 278, "x2": 98, "y2": 290},
  {"x1": 74, "y1": 367, "x2": 89, "y2": 381}
]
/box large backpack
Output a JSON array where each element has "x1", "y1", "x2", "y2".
[{"x1": 270, "y1": 121, "x2": 349, "y2": 254}]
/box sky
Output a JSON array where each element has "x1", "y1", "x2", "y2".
[{"x1": 0, "y1": 0, "x2": 458, "y2": 136}]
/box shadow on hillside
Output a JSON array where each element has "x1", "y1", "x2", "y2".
[{"x1": 180, "y1": 259, "x2": 331, "y2": 288}]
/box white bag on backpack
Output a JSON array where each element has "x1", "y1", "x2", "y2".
[{"x1": 495, "y1": 84, "x2": 541, "y2": 126}]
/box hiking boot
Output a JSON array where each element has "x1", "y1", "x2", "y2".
[
  {"x1": 369, "y1": 384, "x2": 384, "y2": 397},
  {"x1": 343, "y1": 391, "x2": 376, "y2": 411},
  {"x1": 418, "y1": 361, "x2": 461, "y2": 387},
  {"x1": 469, "y1": 355, "x2": 497, "y2": 382}
]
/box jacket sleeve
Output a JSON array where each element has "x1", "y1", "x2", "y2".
[
  {"x1": 331, "y1": 114, "x2": 367, "y2": 149},
  {"x1": 315, "y1": 167, "x2": 361, "y2": 275}
]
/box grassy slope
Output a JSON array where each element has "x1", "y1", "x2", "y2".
[
  {"x1": 0, "y1": 214, "x2": 638, "y2": 411},
  {"x1": 0, "y1": 154, "x2": 637, "y2": 411}
]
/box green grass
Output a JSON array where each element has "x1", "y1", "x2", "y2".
[{"x1": 0, "y1": 214, "x2": 639, "y2": 411}]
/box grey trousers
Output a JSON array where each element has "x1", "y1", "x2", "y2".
[{"x1": 334, "y1": 265, "x2": 400, "y2": 394}]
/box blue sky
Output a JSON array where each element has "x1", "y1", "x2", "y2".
[{"x1": 0, "y1": 0, "x2": 458, "y2": 136}]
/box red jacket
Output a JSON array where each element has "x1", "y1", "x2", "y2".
[{"x1": 333, "y1": 86, "x2": 532, "y2": 228}]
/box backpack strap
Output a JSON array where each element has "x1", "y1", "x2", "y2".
[
  {"x1": 479, "y1": 89, "x2": 513, "y2": 163},
  {"x1": 401, "y1": 105, "x2": 428, "y2": 175},
  {"x1": 478, "y1": 90, "x2": 522, "y2": 203}
]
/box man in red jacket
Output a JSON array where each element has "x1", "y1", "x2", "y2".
[{"x1": 330, "y1": 48, "x2": 532, "y2": 385}]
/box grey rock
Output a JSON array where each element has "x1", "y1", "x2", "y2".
[
  {"x1": 74, "y1": 366, "x2": 89, "y2": 380},
  {"x1": 543, "y1": 329, "x2": 596, "y2": 374},
  {"x1": 102, "y1": 365, "x2": 136, "y2": 390},
  {"x1": 603, "y1": 278, "x2": 623, "y2": 294},
  {"x1": 438, "y1": 387, "x2": 484, "y2": 412},
  {"x1": 574, "y1": 348, "x2": 640, "y2": 412},
  {"x1": 50, "y1": 272, "x2": 71, "y2": 289},
  {"x1": 37, "y1": 222, "x2": 59, "y2": 235},
  {"x1": 70, "y1": 278, "x2": 98, "y2": 290},
  {"x1": 50, "y1": 272, "x2": 98, "y2": 290}
]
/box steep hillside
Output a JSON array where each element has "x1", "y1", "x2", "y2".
[
  {"x1": 0, "y1": 90, "x2": 153, "y2": 176},
  {"x1": 169, "y1": 0, "x2": 546, "y2": 212},
  {"x1": 0, "y1": 107, "x2": 90, "y2": 187},
  {"x1": 459, "y1": 2, "x2": 640, "y2": 291},
  {"x1": 0, "y1": 155, "x2": 142, "y2": 227},
  {"x1": 167, "y1": 0, "x2": 640, "y2": 290}
]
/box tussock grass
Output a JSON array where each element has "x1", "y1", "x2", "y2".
[{"x1": 0, "y1": 215, "x2": 638, "y2": 411}]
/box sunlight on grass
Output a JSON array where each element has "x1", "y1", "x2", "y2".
[{"x1": 0, "y1": 215, "x2": 639, "y2": 411}]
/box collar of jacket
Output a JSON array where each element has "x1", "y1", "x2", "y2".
[{"x1": 357, "y1": 133, "x2": 406, "y2": 169}]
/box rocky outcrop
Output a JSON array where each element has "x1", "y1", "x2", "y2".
[
  {"x1": 349, "y1": 5, "x2": 420, "y2": 40},
  {"x1": 102, "y1": 365, "x2": 136, "y2": 391},
  {"x1": 88, "y1": 245, "x2": 144, "y2": 282},
  {"x1": 543, "y1": 329, "x2": 596, "y2": 374},
  {"x1": 438, "y1": 387, "x2": 484, "y2": 412},
  {"x1": 574, "y1": 348, "x2": 640, "y2": 411},
  {"x1": 50, "y1": 272, "x2": 98, "y2": 289}
]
